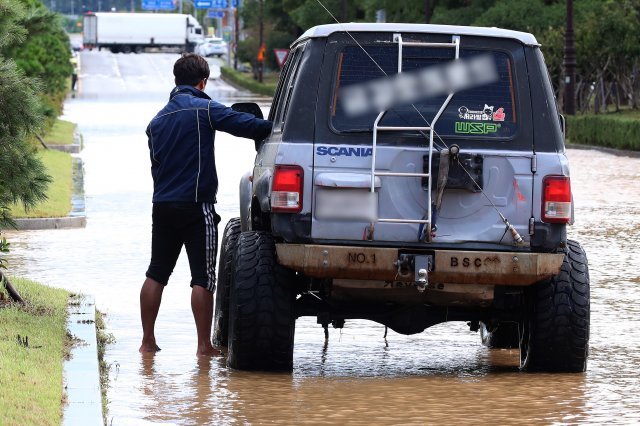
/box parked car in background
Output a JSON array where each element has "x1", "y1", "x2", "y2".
[
  {"x1": 196, "y1": 37, "x2": 227, "y2": 57},
  {"x1": 70, "y1": 38, "x2": 83, "y2": 52}
]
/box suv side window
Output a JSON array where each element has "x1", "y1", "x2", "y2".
[
  {"x1": 268, "y1": 51, "x2": 294, "y2": 122},
  {"x1": 331, "y1": 45, "x2": 517, "y2": 139},
  {"x1": 270, "y1": 44, "x2": 306, "y2": 132}
]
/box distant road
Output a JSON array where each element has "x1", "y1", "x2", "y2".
[
  {"x1": 74, "y1": 45, "x2": 265, "y2": 105},
  {"x1": 78, "y1": 49, "x2": 233, "y2": 96}
]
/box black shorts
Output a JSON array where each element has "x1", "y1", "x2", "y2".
[{"x1": 145, "y1": 202, "x2": 221, "y2": 291}]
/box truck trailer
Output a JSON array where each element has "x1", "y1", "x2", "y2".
[{"x1": 83, "y1": 12, "x2": 204, "y2": 53}]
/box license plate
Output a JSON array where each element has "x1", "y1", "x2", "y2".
[{"x1": 315, "y1": 189, "x2": 377, "y2": 221}]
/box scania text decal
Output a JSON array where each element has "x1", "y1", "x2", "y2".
[{"x1": 316, "y1": 146, "x2": 373, "y2": 157}]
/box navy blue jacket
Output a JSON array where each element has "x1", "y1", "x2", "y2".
[{"x1": 147, "y1": 85, "x2": 272, "y2": 203}]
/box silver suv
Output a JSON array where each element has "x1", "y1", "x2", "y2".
[{"x1": 214, "y1": 23, "x2": 590, "y2": 373}]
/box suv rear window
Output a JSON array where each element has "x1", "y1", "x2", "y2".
[{"x1": 331, "y1": 45, "x2": 517, "y2": 139}]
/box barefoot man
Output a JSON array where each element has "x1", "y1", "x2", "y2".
[{"x1": 140, "y1": 53, "x2": 272, "y2": 356}]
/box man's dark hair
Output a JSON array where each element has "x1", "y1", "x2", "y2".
[{"x1": 173, "y1": 53, "x2": 210, "y2": 86}]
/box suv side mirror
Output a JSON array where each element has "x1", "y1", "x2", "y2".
[
  {"x1": 559, "y1": 114, "x2": 566, "y2": 140},
  {"x1": 231, "y1": 102, "x2": 266, "y2": 151},
  {"x1": 231, "y1": 102, "x2": 264, "y2": 120}
]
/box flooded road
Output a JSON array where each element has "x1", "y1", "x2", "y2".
[{"x1": 6, "y1": 50, "x2": 640, "y2": 424}]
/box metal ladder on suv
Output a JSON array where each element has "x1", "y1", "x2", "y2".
[{"x1": 369, "y1": 34, "x2": 460, "y2": 242}]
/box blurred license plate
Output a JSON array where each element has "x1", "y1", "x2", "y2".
[{"x1": 315, "y1": 189, "x2": 377, "y2": 221}]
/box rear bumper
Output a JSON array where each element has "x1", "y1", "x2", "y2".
[{"x1": 276, "y1": 244, "x2": 564, "y2": 286}]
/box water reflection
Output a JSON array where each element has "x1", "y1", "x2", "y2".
[
  {"x1": 4, "y1": 51, "x2": 640, "y2": 424},
  {"x1": 130, "y1": 341, "x2": 592, "y2": 424}
]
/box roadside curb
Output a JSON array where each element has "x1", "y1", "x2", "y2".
[
  {"x1": 48, "y1": 130, "x2": 83, "y2": 154},
  {"x1": 13, "y1": 156, "x2": 86, "y2": 230},
  {"x1": 219, "y1": 73, "x2": 246, "y2": 92},
  {"x1": 63, "y1": 295, "x2": 104, "y2": 426},
  {"x1": 567, "y1": 143, "x2": 640, "y2": 158},
  {"x1": 13, "y1": 216, "x2": 86, "y2": 230},
  {"x1": 219, "y1": 67, "x2": 276, "y2": 97}
]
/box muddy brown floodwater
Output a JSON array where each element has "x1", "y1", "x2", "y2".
[{"x1": 5, "y1": 50, "x2": 640, "y2": 424}]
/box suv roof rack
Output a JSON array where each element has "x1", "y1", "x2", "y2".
[{"x1": 294, "y1": 23, "x2": 539, "y2": 47}]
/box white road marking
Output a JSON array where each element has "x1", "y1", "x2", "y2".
[
  {"x1": 147, "y1": 54, "x2": 174, "y2": 86},
  {"x1": 110, "y1": 52, "x2": 126, "y2": 90}
]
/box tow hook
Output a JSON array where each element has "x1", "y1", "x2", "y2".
[
  {"x1": 395, "y1": 254, "x2": 433, "y2": 291},
  {"x1": 416, "y1": 268, "x2": 428, "y2": 291},
  {"x1": 415, "y1": 255, "x2": 432, "y2": 292}
]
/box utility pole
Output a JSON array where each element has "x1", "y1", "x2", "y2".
[
  {"x1": 340, "y1": 0, "x2": 347, "y2": 21},
  {"x1": 227, "y1": 0, "x2": 234, "y2": 66},
  {"x1": 257, "y1": 0, "x2": 263, "y2": 82},
  {"x1": 563, "y1": 0, "x2": 576, "y2": 115},
  {"x1": 424, "y1": 0, "x2": 432, "y2": 24},
  {"x1": 233, "y1": 0, "x2": 239, "y2": 69}
]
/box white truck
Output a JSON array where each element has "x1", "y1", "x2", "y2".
[{"x1": 83, "y1": 12, "x2": 204, "y2": 54}]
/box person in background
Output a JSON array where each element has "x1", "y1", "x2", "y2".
[
  {"x1": 139, "y1": 53, "x2": 272, "y2": 357},
  {"x1": 70, "y1": 54, "x2": 78, "y2": 92}
]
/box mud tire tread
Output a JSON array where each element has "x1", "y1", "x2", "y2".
[
  {"x1": 213, "y1": 218, "x2": 242, "y2": 347},
  {"x1": 228, "y1": 232, "x2": 295, "y2": 371},
  {"x1": 524, "y1": 239, "x2": 590, "y2": 372}
]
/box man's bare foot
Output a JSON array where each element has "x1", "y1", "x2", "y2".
[
  {"x1": 196, "y1": 345, "x2": 224, "y2": 357},
  {"x1": 139, "y1": 342, "x2": 161, "y2": 353}
]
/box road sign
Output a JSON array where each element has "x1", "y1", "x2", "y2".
[
  {"x1": 223, "y1": 26, "x2": 232, "y2": 42},
  {"x1": 257, "y1": 44, "x2": 266, "y2": 62},
  {"x1": 142, "y1": 0, "x2": 175, "y2": 9},
  {"x1": 274, "y1": 48, "x2": 289, "y2": 68},
  {"x1": 203, "y1": 0, "x2": 236, "y2": 8},
  {"x1": 207, "y1": 10, "x2": 225, "y2": 18},
  {"x1": 195, "y1": 0, "x2": 213, "y2": 9}
]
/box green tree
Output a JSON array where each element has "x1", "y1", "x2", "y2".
[
  {"x1": 0, "y1": 0, "x2": 51, "y2": 232},
  {"x1": 288, "y1": 0, "x2": 351, "y2": 29},
  {"x1": 467, "y1": 0, "x2": 640, "y2": 112},
  {"x1": 574, "y1": 0, "x2": 640, "y2": 111},
  {"x1": 2, "y1": 0, "x2": 72, "y2": 121},
  {"x1": 239, "y1": 0, "x2": 307, "y2": 71},
  {"x1": 469, "y1": 0, "x2": 564, "y2": 92},
  {"x1": 235, "y1": 0, "x2": 640, "y2": 111}
]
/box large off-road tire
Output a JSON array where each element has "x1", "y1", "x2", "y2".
[
  {"x1": 212, "y1": 218, "x2": 242, "y2": 347},
  {"x1": 227, "y1": 232, "x2": 296, "y2": 371},
  {"x1": 521, "y1": 240, "x2": 590, "y2": 372},
  {"x1": 480, "y1": 322, "x2": 519, "y2": 349}
]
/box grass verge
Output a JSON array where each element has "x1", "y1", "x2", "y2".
[
  {"x1": 96, "y1": 309, "x2": 115, "y2": 424},
  {"x1": 220, "y1": 66, "x2": 277, "y2": 97},
  {"x1": 567, "y1": 109, "x2": 640, "y2": 151},
  {"x1": 46, "y1": 119, "x2": 76, "y2": 146},
  {"x1": 0, "y1": 277, "x2": 70, "y2": 426},
  {"x1": 10, "y1": 149, "x2": 73, "y2": 218}
]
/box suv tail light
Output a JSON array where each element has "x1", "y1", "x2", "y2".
[
  {"x1": 542, "y1": 176, "x2": 572, "y2": 223},
  {"x1": 271, "y1": 165, "x2": 303, "y2": 213}
]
